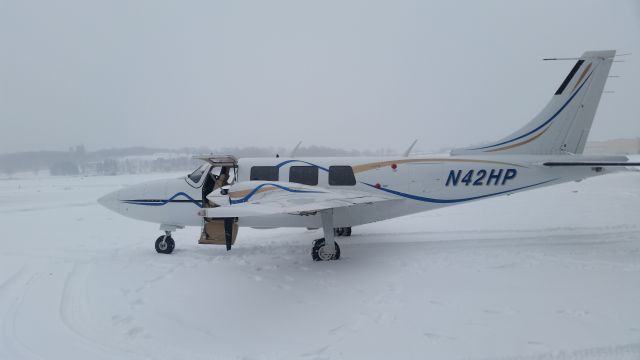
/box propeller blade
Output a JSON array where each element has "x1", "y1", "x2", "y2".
[{"x1": 223, "y1": 218, "x2": 233, "y2": 251}]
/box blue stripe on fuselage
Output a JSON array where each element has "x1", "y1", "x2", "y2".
[
  {"x1": 122, "y1": 192, "x2": 203, "y2": 208},
  {"x1": 362, "y1": 178, "x2": 559, "y2": 203}
]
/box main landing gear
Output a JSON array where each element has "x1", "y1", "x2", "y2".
[
  {"x1": 312, "y1": 238, "x2": 340, "y2": 261},
  {"x1": 312, "y1": 210, "x2": 348, "y2": 262},
  {"x1": 334, "y1": 227, "x2": 352, "y2": 237}
]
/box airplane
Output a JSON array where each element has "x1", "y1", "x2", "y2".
[{"x1": 98, "y1": 50, "x2": 639, "y2": 261}]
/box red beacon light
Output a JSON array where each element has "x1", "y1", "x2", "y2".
[
  {"x1": 375, "y1": 183, "x2": 381, "y2": 189},
  {"x1": 391, "y1": 163, "x2": 398, "y2": 170}
]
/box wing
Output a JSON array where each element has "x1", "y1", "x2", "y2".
[{"x1": 200, "y1": 181, "x2": 398, "y2": 217}]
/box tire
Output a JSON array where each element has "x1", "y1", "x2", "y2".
[
  {"x1": 155, "y1": 235, "x2": 175, "y2": 254},
  {"x1": 311, "y1": 238, "x2": 340, "y2": 261}
]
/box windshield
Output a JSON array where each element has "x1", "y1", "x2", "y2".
[{"x1": 187, "y1": 164, "x2": 208, "y2": 183}]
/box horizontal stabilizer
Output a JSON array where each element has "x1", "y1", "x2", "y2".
[{"x1": 544, "y1": 162, "x2": 640, "y2": 167}]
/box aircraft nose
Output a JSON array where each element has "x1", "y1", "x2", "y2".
[{"x1": 98, "y1": 189, "x2": 121, "y2": 213}]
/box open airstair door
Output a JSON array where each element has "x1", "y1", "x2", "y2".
[
  {"x1": 194, "y1": 155, "x2": 240, "y2": 249},
  {"x1": 199, "y1": 218, "x2": 238, "y2": 250}
]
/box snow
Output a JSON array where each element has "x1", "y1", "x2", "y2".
[{"x1": 1, "y1": 168, "x2": 639, "y2": 359}]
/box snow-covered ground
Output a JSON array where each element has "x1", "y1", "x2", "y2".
[{"x1": 1, "y1": 168, "x2": 639, "y2": 360}]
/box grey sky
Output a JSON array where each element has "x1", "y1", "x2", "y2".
[{"x1": 1, "y1": 0, "x2": 639, "y2": 153}]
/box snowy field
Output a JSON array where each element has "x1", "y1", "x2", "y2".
[{"x1": 1, "y1": 167, "x2": 640, "y2": 360}]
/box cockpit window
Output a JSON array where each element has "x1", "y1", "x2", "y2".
[{"x1": 188, "y1": 164, "x2": 208, "y2": 183}]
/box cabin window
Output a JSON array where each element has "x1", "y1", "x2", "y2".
[
  {"x1": 250, "y1": 166, "x2": 279, "y2": 181},
  {"x1": 289, "y1": 166, "x2": 318, "y2": 186},
  {"x1": 188, "y1": 164, "x2": 208, "y2": 183},
  {"x1": 329, "y1": 166, "x2": 356, "y2": 186}
]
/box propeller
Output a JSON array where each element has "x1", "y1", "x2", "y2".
[{"x1": 223, "y1": 218, "x2": 234, "y2": 251}]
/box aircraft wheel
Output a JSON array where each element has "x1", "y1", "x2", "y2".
[
  {"x1": 155, "y1": 235, "x2": 175, "y2": 254},
  {"x1": 312, "y1": 238, "x2": 340, "y2": 261}
]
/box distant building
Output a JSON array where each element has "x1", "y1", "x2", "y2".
[{"x1": 49, "y1": 161, "x2": 79, "y2": 176}]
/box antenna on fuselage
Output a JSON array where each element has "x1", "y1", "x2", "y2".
[
  {"x1": 543, "y1": 52, "x2": 631, "y2": 61},
  {"x1": 403, "y1": 139, "x2": 418, "y2": 157},
  {"x1": 290, "y1": 141, "x2": 303, "y2": 157}
]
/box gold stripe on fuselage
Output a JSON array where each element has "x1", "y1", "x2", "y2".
[
  {"x1": 229, "y1": 185, "x2": 310, "y2": 199},
  {"x1": 483, "y1": 126, "x2": 550, "y2": 153},
  {"x1": 229, "y1": 186, "x2": 277, "y2": 199},
  {"x1": 352, "y1": 158, "x2": 526, "y2": 173}
]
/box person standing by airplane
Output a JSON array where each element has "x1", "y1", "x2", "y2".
[{"x1": 202, "y1": 166, "x2": 230, "y2": 207}]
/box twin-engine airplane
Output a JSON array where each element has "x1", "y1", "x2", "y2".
[{"x1": 99, "y1": 50, "x2": 639, "y2": 261}]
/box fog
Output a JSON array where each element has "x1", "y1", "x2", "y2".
[{"x1": 1, "y1": 0, "x2": 639, "y2": 154}]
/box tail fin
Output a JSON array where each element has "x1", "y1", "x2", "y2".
[{"x1": 452, "y1": 50, "x2": 615, "y2": 155}]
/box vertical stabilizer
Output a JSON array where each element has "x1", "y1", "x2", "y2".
[{"x1": 452, "y1": 50, "x2": 615, "y2": 155}]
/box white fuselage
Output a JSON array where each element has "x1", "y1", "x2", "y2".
[{"x1": 98, "y1": 154, "x2": 617, "y2": 229}]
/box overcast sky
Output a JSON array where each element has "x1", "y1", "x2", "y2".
[{"x1": 1, "y1": 0, "x2": 639, "y2": 154}]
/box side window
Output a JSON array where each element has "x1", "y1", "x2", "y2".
[
  {"x1": 188, "y1": 164, "x2": 208, "y2": 183},
  {"x1": 250, "y1": 166, "x2": 279, "y2": 181},
  {"x1": 289, "y1": 166, "x2": 318, "y2": 186},
  {"x1": 329, "y1": 166, "x2": 356, "y2": 186}
]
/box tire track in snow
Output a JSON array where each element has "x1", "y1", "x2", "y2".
[
  {"x1": 0, "y1": 268, "x2": 45, "y2": 360},
  {"x1": 58, "y1": 262, "x2": 150, "y2": 360},
  {"x1": 0, "y1": 201, "x2": 95, "y2": 214},
  {"x1": 0, "y1": 265, "x2": 25, "y2": 294},
  {"x1": 473, "y1": 342, "x2": 640, "y2": 360}
]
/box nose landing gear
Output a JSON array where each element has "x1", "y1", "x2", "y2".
[
  {"x1": 155, "y1": 231, "x2": 175, "y2": 254},
  {"x1": 155, "y1": 225, "x2": 184, "y2": 254}
]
